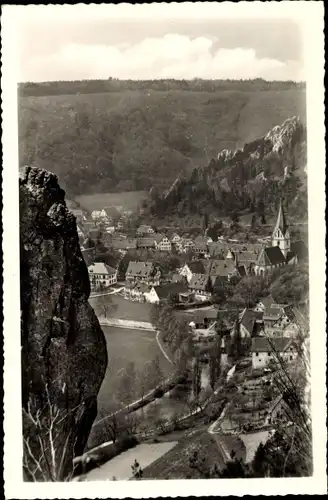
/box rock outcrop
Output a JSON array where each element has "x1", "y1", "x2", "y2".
[
  {"x1": 156, "y1": 116, "x2": 306, "y2": 216},
  {"x1": 20, "y1": 166, "x2": 108, "y2": 481}
]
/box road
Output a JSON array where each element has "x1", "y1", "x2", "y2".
[
  {"x1": 90, "y1": 287, "x2": 124, "y2": 298},
  {"x1": 98, "y1": 317, "x2": 156, "y2": 331}
]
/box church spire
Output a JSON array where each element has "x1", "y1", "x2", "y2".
[
  {"x1": 271, "y1": 198, "x2": 290, "y2": 258},
  {"x1": 273, "y1": 199, "x2": 288, "y2": 237}
]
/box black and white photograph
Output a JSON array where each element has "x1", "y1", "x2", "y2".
[{"x1": 2, "y1": 2, "x2": 326, "y2": 497}]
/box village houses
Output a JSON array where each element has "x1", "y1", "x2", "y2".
[
  {"x1": 188, "y1": 273, "x2": 212, "y2": 301},
  {"x1": 125, "y1": 261, "x2": 161, "y2": 286},
  {"x1": 88, "y1": 262, "x2": 117, "y2": 290},
  {"x1": 144, "y1": 282, "x2": 188, "y2": 304},
  {"x1": 251, "y1": 337, "x2": 298, "y2": 370},
  {"x1": 153, "y1": 234, "x2": 172, "y2": 251}
]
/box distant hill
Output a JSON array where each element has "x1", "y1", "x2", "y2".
[{"x1": 18, "y1": 79, "x2": 306, "y2": 197}]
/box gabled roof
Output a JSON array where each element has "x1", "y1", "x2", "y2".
[
  {"x1": 251, "y1": 336, "x2": 294, "y2": 353},
  {"x1": 256, "y1": 246, "x2": 286, "y2": 266},
  {"x1": 137, "y1": 238, "x2": 156, "y2": 247},
  {"x1": 210, "y1": 259, "x2": 237, "y2": 278},
  {"x1": 88, "y1": 262, "x2": 117, "y2": 275},
  {"x1": 241, "y1": 309, "x2": 264, "y2": 335},
  {"x1": 186, "y1": 261, "x2": 206, "y2": 274},
  {"x1": 235, "y1": 250, "x2": 259, "y2": 264},
  {"x1": 154, "y1": 233, "x2": 170, "y2": 244},
  {"x1": 263, "y1": 305, "x2": 285, "y2": 321},
  {"x1": 126, "y1": 261, "x2": 155, "y2": 278},
  {"x1": 189, "y1": 273, "x2": 211, "y2": 291},
  {"x1": 167, "y1": 230, "x2": 180, "y2": 241},
  {"x1": 153, "y1": 282, "x2": 188, "y2": 299},
  {"x1": 111, "y1": 238, "x2": 137, "y2": 250},
  {"x1": 258, "y1": 295, "x2": 277, "y2": 309},
  {"x1": 272, "y1": 199, "x2": 288, "y2": 237}
]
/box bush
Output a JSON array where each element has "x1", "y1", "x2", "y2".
[{"x1": 154, "y1": 387, "x2": 164, "y2": 398}]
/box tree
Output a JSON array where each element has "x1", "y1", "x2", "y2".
[
  {"x1": 229, "y1": 316, "x2": 242, "y2": 361},
  {"x1": 97, "y1": 294, "x2": 116, "y2": 318},
  {"x1": 251, "y1": 442, "x2": 268, "y2": 476},
  {"x1": 95, "y1": 409, "x2": 125, "y2": 444},
  {"x1": 209, "y1": 336, "x2": 221, "y2": 389},
  {"x1": 23, "y1": 387, "x2": 80, "y2": 482},
  {"x1": 117, "y1": 362, "x2": 137, "y2": 406},
  {"x1": 167, "y1": 291, "x2": 179, "y2": 307},
  {"x1": 217, "y1": 458, "x2": 248, "y2": 478},
  {"x1": 144, "y1": 356, "x2": 164, "y2": 390},
  {"x1": 192, "y1": 357, "x2": 202, "y2": 399},
  {"x1": 131, "y1": 459, "x2": 143, "y2": 479}
]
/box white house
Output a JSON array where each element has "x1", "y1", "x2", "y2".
[
  {"x1": 179, "y1": 261, "x2": 205, "y2": 283},
  {"x1": 154, "y1": 234, "x2": 172, "y2": 251},
  {"x1": 91, "y1": 209, "x2": 107, "y2": 220},
  {"x1": 251, "y1": 337, "x2": 297, "y2": 370},
  {"x1": 144, "y1": 282, "x2": 188, "y2": 304},
  {"x1": 88, "y1": 262, "x2": 117, "y2": 290}
]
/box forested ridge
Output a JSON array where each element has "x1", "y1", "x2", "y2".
[
  {"x1": 147, "y1": 116, "x2": 307, "y2": 222},
  {"x1": 18, "y1": 79, "x2": 306, "y2": 199}
]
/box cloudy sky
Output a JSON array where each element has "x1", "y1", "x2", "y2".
[{"x1": 16, "y1": 4, "x2": 306, "y2": 83}]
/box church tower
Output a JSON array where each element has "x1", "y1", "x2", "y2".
[{"x1": 272, "y1": 199, "x2": 290, "y2": 258}]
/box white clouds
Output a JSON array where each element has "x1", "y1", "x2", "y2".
[{"x1": 20, "y1": 34, "x2": 303, "y2": 83}]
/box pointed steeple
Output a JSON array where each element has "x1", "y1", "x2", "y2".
[{"x1": 273, "y1": 199, "x2": 288, "y2": 237}]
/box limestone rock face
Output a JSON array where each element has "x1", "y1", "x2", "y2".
[{"x1": 20, "y1": 166, "x2": 108, "y2": 481}]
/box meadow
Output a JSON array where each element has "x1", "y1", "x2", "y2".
[
  {"x1": 97, "y1": 326, "x2": 173, "y2": 414},
  {"x1": 75, "y1": 190, "x2": 147, "y2": 213},
  {"x1": 89, "y1": 294, "x2": 152, "y2": 322}
]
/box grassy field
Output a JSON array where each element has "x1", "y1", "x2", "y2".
[
  {"x1": 143, "y1": 429, "x2": 225, "y2": 479},
  {"x1": 75, "y1": 190, "x2": 147, "y2": 213},
  {"x1": 89, "y1": 294, "x2": 152, "y2": 322},
  {"x1": 97, "y1": 326, "x2": 173, "y2": 414}
]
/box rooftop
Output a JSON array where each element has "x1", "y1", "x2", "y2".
[
  {"x1": 88, "y1": 262, "x2": 117, "y2": 275},
  {"x1": 126, "y1": 261, "x2": 155, "y2": 277},
  {"x1": 153, "y1": 282, "x2": 188, "y2": 299},
  {"x1": 256, "y1": 246, "x2": 286, "y2": 266},
  {"x1": 189, "y1": 273, "x2": 210, "y2": 291},
  {"x1": 251, "y1": 336, "x2": 294, "y2": 353},
  {"x1": 241, "y1": 309, "x2": 264, "y2": 335}
]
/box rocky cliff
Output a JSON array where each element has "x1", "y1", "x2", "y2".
[
  {"x1": 20, "y1": 166, "x2": 108, "y2": 481},
  {"x1": 156, "y1": 117, "x2": 307, "y2": 219}
]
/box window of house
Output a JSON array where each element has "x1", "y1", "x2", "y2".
[
  {"x1": 256, "y1": 353, "x2": 259, "y2": 356},
  {"x1": 290, "y1": 355, "x2": 293, "y2": 360}
]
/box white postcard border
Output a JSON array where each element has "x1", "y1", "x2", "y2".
[{"x1": 2, "y1": 2, "x2": 326, "y2": 498}]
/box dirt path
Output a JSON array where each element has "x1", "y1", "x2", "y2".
[{"x1": 78, "y1": 442, "x2": 178, "y2": 481}]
